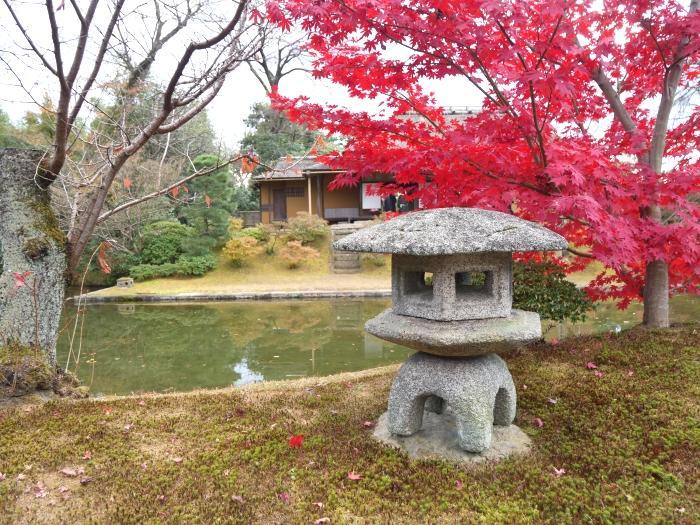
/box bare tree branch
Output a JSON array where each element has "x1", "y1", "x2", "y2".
[
  {"x1": 2, "y1": 0, "x2": 59, "y2": 76},
  {"x1": 97, "y1": 155, "x2": 246, "y2": 223}
]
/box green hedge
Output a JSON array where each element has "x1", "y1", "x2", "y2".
[{"x1": 129, "y1": 255, "x2": 216, "y2": 281}]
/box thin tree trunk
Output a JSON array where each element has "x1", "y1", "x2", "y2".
[{"x1": 0, "y1": 148, "x2": 67, "y2": 375}]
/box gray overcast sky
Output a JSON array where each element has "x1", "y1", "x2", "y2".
[
  {"x1": 0, "y1": 1, "x2": 482, "y2": 150},
  {"x1": 0, "y1": 1, "x2": 485, "y2": 151}
]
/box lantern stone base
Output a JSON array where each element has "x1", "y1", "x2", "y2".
[
  {"x1": 373, "y1": 411, "x2": 531, "y2": 463},
  {"x1": 386, "y1": 352, "x2": 519, "y2": 453},
  {"x1": 366, "y1": 309, "x2": 541, "y2": 357}
]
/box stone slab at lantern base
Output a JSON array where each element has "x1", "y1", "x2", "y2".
[
  {"x1": 366, "y1": 309, "x2": 541, "y2": 357},
  {"x1": 388, "y1": 352, "x2": 517, "y2": 452},
  {"x1": 373, "y1": 411, "x2": 531, "y2": 464}
]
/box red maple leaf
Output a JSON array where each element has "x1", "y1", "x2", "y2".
[
  {"x1": 12, "y1": 271, "x2": 32, "y2": 289},
  {"x1": 250, "y1": 8, "x2": 264, "y2": 24},
  {"x1": 288, "y1": 434, "x2": 304, "y2": 448},
  {"x1": 97, "y1": 241, "x2": 111, "y2": 274}
]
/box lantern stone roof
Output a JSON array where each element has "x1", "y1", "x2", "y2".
[{"x1": 333, "y1": 208, "x2": 567, "y2": 255}]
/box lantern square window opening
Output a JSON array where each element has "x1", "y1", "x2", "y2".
[
  {"x1": 400, "y1": 271, "x2": 434, "y2": 302},
  {"x1": 455, "y1": 271, "x2": 493, "y2": 301}
]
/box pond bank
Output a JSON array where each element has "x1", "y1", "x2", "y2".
[
  {"x1": 71, "y1": 288, "x2": 391, "y2": 304},
  {"x1": 2, "y1": 325, "x2": 697, "y2": 523}
]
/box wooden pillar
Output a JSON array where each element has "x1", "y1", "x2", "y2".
[
  {"x1": 316, "y1": 175, "x2": 323, "y2": 219},
  {"x1": 307, "y1": 176, "x2": 312, "y2": 214}
]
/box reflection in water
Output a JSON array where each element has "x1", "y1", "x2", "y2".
[
  {"x1": 57, "y1": 296, "x2": 698, "y2": 395},
  {"x1": 232, "y1": 358, "x2": 264, "y2": 386}
]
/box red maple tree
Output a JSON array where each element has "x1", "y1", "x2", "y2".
[{"x1": 267, "y1": 0, "x2": 699, "y2": 327}]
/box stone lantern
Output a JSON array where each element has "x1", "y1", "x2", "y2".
[{"x1": 334, "y1": 208, "x2": 567, "y2": 457}]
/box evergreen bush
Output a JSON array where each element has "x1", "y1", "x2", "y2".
[
  {"x1": 513, "y1": 260, "x2": 592, "y2": 322},
  {"x1": 129, "y1": 254, "x2": 216, "y2": 281},
  {"x1": 140, "y1": 221, "x2": 195, "y2": 265}
]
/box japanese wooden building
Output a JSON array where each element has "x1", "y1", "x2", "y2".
[
  {"x1": 253, "y1": 157, "x2": 390, "y2": 224},
  {"x1": 253, "y1": 108, "x2": 478, "y2": 224}
]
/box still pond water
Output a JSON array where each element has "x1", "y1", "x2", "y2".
[{"x1": 57, "y1": 296, "x2": 699, "y2": 396}]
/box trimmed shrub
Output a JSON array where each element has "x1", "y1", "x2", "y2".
[
  {"x1": 223, "y1": 236, "x2": 260, "y2": 267},
  {"x1": 176, "y1": 255, "x2": 217, "y2": 276},
  {"x1": 129, "y1": 254, "x2": 216, "y2": 281},
  {"x1": 284, "y1": 212, "x2": 329, "y2": 244},
  {"x1": 279, "y1": 240, "x2": 320, "y2": 269},
  {"x1": 140, "y1": 221, "x2": 195, "y2": 265}
]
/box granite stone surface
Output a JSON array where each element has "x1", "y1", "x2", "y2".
[
  {"x1": 373, "y1": 410, "x2": 531, "y2": 463},
  {"x1": 392, "y1": 253, "x2": 513, "y2": 320},
  {"x1": 387, "y1": 352, "x2": 517, "y2": 453},
  {"x1": 333, "y1": 207, "x2": 567, "y2": 255},
  {"x1": 366, "y1": 309, "x2": 542, "y2": 357}
]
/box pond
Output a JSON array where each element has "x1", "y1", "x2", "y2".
[{"x1": 57, "y1": 296, "x2": 699, "y2": 396}]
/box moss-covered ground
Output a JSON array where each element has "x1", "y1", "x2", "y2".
[{"x1": 1, "y1": 325, "x2": 697, "y2": 524}]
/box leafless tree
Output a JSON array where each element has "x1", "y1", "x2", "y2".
[
  {"x1": 0, "y1": 0, "x2": 260, "y2": 379},
  {"x1": 247, "y1": 22, "x2": 309, "y2": 93}
]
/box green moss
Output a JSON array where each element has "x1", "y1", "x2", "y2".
[
  {"x1": 28, "y1": 194, "x2": 66, "y2": 247},
  {"x1": 21, "y1": 237, "x2": 50, "y2": 260},
  {"x1": 0, "y1": 343, "x2": 53, "y2": 395},
  {"x1": 0, "y1": 325, "x2": 698, "y2": 523}
]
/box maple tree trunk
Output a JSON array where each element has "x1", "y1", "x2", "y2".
[
  {"x1": 0, "y1": 149, "x2": 66, "y2": 376},
  {"x1": 641, "y1": 203, "x2": 669, "y2": 328},
  {"x1": 643, "y1": 259, "x2": 670, "y2": 328}
]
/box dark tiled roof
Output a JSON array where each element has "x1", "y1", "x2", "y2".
[{"x1": 254, "y1": 156, "x2": 343, "y2": 181}]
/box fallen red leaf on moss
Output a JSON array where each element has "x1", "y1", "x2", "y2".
[{"x1": 288, "y1": 434, "x2": 304, "y2": 448}]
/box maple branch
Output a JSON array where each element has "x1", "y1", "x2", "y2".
[
  {"x1": 328, "y1": 0, "x2": 503, "y2": 109},
  {"x1": 644, "y1": 22, "x2": 669, "y2": 69},
  {"x1": 493, "y1": 18, "x2": 547, "y2": 166},
  {"x1": 97, "y1": 156, "x2": 245, "y2": 224},
  {"x1": 535, "y1": 15, "x2": 563, "y2": 69},
  {"x1": 591, "y1": 65, "x2": 638, "y2": 135},
  {"x1": 463, "y1": 160, "x2": 554, "y2": 197},
  {"x1": 648, "y1": 0, "x2": 698, "y2": 173},
  {"x1": 567, "y1": 246, "x2": 595, "y2": 259},
  {"x1": 392, "y1": 93, "x2": 446, "y2": 136}
]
